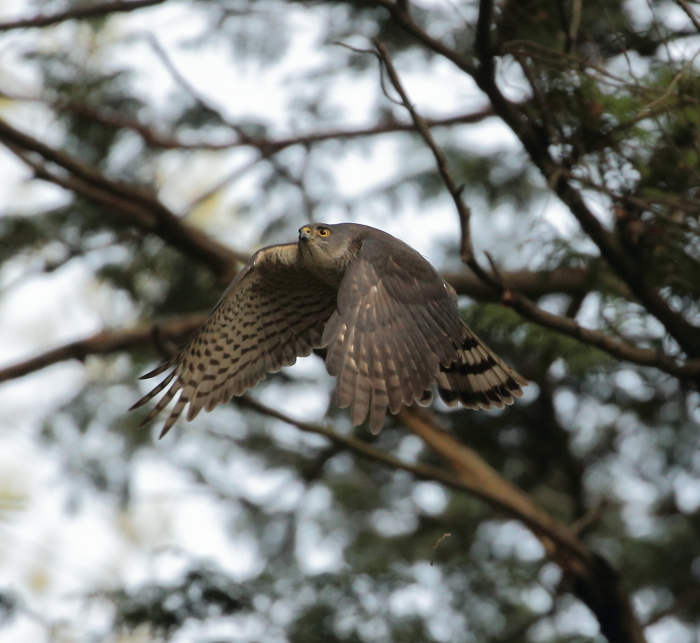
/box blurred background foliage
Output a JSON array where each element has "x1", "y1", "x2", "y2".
[{"x1": 0, "y1": 0, "x2": 699, "y2": 642}]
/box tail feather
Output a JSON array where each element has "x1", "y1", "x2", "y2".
[{"x1": 436, "y1": 326, "x2": 526, "y2": 411}]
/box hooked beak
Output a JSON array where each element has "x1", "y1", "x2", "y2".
[{"x1": 299, "y1": 226, "x2": 312, "y2": 241}]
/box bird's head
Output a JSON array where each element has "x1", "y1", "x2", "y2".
[{"x1": 298, "y1": 223, "x2": 358, "y2": 282}]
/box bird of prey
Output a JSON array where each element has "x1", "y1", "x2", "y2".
[{"x1": 131, "y1": 223, "x2": 527, "y2": 436}]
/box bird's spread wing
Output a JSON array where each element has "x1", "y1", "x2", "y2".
[
  {"x1": 322, "y1": 238, "x2": 466, "y2": 434},
  {"x1": 322, "y1": 237, "x2": 527, "y2": 434},
  {"x1": 131, "y1": 243, "x2": 338, "y2": 436}
]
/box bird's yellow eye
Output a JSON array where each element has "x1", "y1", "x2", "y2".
[{"x1": 318, "y1": 227, "x2": 330, "y2": 237}]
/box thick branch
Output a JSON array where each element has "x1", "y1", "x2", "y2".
[
  {"x1": 399, "y1": 408, "x2": 589, "y2": 559},
  {"x1": 444, "y1": 267, "x2": 594, "y2": 300},
  {"x1": 507, "y1": 290, "x2": 700, "y2": 378},
  {"x1": 553, "y1": 181, "x2": 700, "y2": 357},
  {"x1": 0, "y1": 118, "x2": 243, "y2": 277},
  {"x1": 452, "y1": 217, "x2": 700, "y2": 378},
  {"x1": 401, "y1": 407, "x2": 648, "y2": 643},
  {"x1": 374, "y1": 0, "x2": 478, "y2": 76},
  {"x1": 0, "y1": 0, "x2": 167, "y2": 31}
]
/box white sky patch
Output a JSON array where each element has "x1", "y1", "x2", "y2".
[
  {"x1": 412, "y1": 482, "x2": 448, "y2": 516},
  {"x1": 646, "y1": 617, "x2": 699, "y2": 643},
  {"x1": 389, "y1": 580, "x2": 437, "y2": 617},
  {"x1": 172, "y1": 494, "x2": 262, "y2": 578},
  {"x1": 672, "y1": 470, "x2": 700, "y2": 514},
  {"x1": 478, "y1": 520, "x2": 546, "y2": 562},
  {"x1": 0, "y1": 449, "x2": 126, "y2": 629},
  {"x1": 294, "y1": 484, "x2": 347, "y2": 574},
  {"x1": 0, "y1": 366, "x2": 84, "y2": 433}
]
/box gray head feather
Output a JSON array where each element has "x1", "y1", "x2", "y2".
[{"x1": 298, "y1": 223, "x2": 361, "y2": 285}]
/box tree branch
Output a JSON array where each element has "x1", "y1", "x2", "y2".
[
  {"x1": 444, "y1": 267, "x2": 599, "y2": 300},
  {"x1": 49, "y1": 98, "x2": 494, "y2": 152},
  {"x1": 376, "y1": 0, "x2": 700, "y2": 359},
  {"x1": 0, "y1": 0, "x2": 167, "y2": 31},
  {"x1": 400, "y1": 407, "x2": 648, "y2": 643},
  {"x1": 370, "y1": 37, "x2": 700, "y2": 382},
  {"x1": 398, "y1": 408, "x2": 589, "y2": 558},
  {"x1": 507, "y1": 290, "x2": 700, "y2": 378},
  {"x1": 0, "y1": 314, "x2": 206, "y2": 383},
  {"x1": 238, "y1": 396, "x2": 479, "y2": 493},
  {"x1": 0, "y1": 118, "x2": 244, "y2": 278},
  {"x1": 372, "y1": 39, "x2": 495, "y2": 288},
  {"x1": 676, "y1": 0, "x2": 700, "y2": 34}
]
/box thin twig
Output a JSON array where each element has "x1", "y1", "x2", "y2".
[
  {"x1": 183, "y1": 155, "x2": 263, "y2": 213},
  {"x1": 635, "y1": 54, "x2": 699, "y2": 119},
  {"x1": 372, "y1": 39, "x2": 497, "y2": 287},
  {"x1": 568, "y1": 0, "x2": 583, "y2": 49},
  {"x1": 430, "y1": 533, "x2": 452, "y2": 566},
  {"x1": 676, "y1": 0, "x2": 700, "y2": 33},
  {"x1": 2, "y1": 90, "x2": 495, "y2": 152}
]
